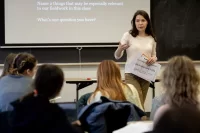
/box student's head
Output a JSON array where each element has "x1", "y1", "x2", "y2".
[
  {"x1": 11, "y1": 52, "x2": 37, "y2": 77},
  {"x1": 33, "y1": 64, "x2": 64, "y2": 99},
  {"x1": 0, "y1": 53, "x2": 17, "y2": 78},
  {"x1": 146, "y1": 107, "x2": 200, "y2": 133},
  {"x1": 129, "y1": 10, "x2": 156, "y2": 40},
  {"x1": 162, "y1": 56, "x2": 200, "y2": 106},
  {"x1": 95, "y1": 60, "x2": 126, "y2": 101},
  {"x1": 97, "y1": 60, "x2": 122, "y2": 85}
]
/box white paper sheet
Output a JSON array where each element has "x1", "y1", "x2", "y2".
[
  {"x1": 113, "y1": 121, "x2": 153, "y2": 133},
  {"x1": 126, "y1": 52, "x2": 161, "y2": 82}
]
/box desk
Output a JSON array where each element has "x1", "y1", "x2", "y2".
[
  {"x1": 65, "y1": 78, "x2": 160, "y2": 102},
  {"x1": 66, "y1": 78, "x2": 96, "y2": 101}
]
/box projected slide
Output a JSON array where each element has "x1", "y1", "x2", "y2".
[{"x1": 5, "y1": 0, "x2": 150, "y2": 44}]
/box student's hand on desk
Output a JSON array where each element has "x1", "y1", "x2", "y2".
[
  {"x1": 146, "y1": 57, "x2": 157, "y2": 65},
  {"x1": 118, "y1": 42, "x2": 129, "y2": 50}
]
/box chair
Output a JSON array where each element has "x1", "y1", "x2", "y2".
[
  {"x1": 0, "y1": 111, "x2": 12, "y2": 132},
  {"x1": 78, "y1": 97, "x2": 145, "y2": 133},
  {"x1": 104, "y1": 105, "x2": 130, "y2": 133},
  {"x1": 58, "y1": 102, "x2": 77, "y2": 122}
]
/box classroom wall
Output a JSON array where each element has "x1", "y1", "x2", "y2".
[{"x1": 1, "y1": 63, "x2": 200, "y2": 112}]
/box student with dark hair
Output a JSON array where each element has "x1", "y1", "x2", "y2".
[
  {"x1": 0, "y1": 52, "x2": 37, "y2": 112},
  {"x1": 114, "y1": 10, "x2": 157, "y2": 108},
  {"x1": 0, "y1": 53, "x2": 17, "y2": 78},
  {"x1": 10, "y1": 64, "x2": 80, "y2": 133}
]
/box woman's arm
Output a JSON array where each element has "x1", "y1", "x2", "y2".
[
  {"x1": 114, "y1": 43, "x2": 129, "y2": 59},
  {"x1": 114, "y1": 32, "x2": 130, "y2": 59},
  {"x1": 147, "y1": 41, "x2": 157, "y2": 65}
]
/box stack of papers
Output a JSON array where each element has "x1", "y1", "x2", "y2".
[{"x1": 125, "y1": 52, "x2": 161, "y2": 82}]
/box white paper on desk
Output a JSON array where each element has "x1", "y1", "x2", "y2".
[
  {"x1": 113, "y1": 122, "x2": 153, "y2": 133},
  {"x1": 127, "y1": 52, "x2": 161, "y2": 82}
]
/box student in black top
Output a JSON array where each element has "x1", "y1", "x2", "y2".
[{"x1": 10, "y1": 64, "x2": 81, "y2": 133}]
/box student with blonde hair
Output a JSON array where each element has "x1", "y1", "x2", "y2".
[
  {"x1": 88, "y1": 60, "x2": 143, "y2": 110},
  {"x1": 151, "y1": 56, "x2": 200, "y2": 121}
]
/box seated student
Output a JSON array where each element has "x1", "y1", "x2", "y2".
[
  {"x1": 146, "y1": 106, "x2": 200, "y2": 133},
  {"x1": 77, "y1": 92, "x2": 93, "y2": 113},
  {"x1": 0, "y1": 53, "x2": 17, "y2": 78},
  {"x1": 150, "y1": 56, "x2": 200, "y2": 121},
  {"x1": 87, "y1": 60, "x2": 144, "y2": 111},
  {"x1": 0, "y1": 52, "x2": 37, "y2": 112},
  {"x1": 10, "y1": 64, "x2": 80, "y2": 133}
]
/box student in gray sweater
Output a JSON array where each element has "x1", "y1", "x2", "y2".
[{"x1": 0, "y1": 52, "x2": 37, "y2": 112}]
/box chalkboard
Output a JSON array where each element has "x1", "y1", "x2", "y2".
[
  {"x1": 0, "y1": 47, "x2": 126, "y2": 64},
  {"x1": 151, "y1": 0, "x2": 200, "y2": 61}
]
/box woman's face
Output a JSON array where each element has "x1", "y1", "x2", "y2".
[{"x1": 135, "y1": 15, "x2": 148, "y2": 32}]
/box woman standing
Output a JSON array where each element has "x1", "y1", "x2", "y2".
[{"x1": 114, "y1": 10, "x2": 157, "y2": 107}]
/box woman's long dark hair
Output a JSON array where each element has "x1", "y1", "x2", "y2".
[
  {"x1": 33, "y1": 64, "x2": 64, "y2": 99},
  {"x1": 129, "y1": 10, "x2": 156, "y2": 41}
]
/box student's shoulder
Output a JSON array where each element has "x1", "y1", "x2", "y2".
[
  {"x1": 126, "y1": 83, "x2": 134, "y2": 88},
  {"x1": 88, "y1": 91, "x2": 103, "y2": 104},
  {"x1": 22, "y1": 76, "x2": 33, "y2": 82},
  {"x1": 154, "y1": 104, "x2": 170, "y2": 122},
  {"x1": 0, "y1": 75, "x2": 14, "y2": 83},
  {"x1": 95, "y1": 91, "x2": 102, "y2": 96},
  {"x1": 91, "y1": 91, "x2": 103, "y2": 100},
  {"x1": 125, "y1": 83, "x2": 136, "y2": 92},
  {"x1": 0, "y1": 75, "x2": 10, "y2": 80}
]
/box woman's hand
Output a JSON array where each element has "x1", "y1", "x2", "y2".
[
  {"x1": 118, "y1": 42, "x2": 129, "y2": 51},
  {"x1": 146, "y1": 56, "x2": 157, "y2": 65}
]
